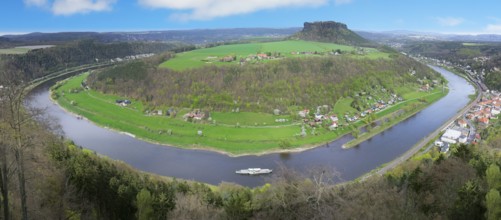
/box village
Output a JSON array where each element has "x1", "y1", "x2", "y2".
[
  {"x1": 203, "y1": 49, "x2": 346, "y2": 66},
  {"x1": 411, "y1": 55, "x2": 500, "y2": 154},
  {"x1": 296, "y1": 86, "x2": 407, "y2": 132},
  {"x1": 435, "y1": 90, "x2": 501, "y2": 153},
  {"x1": 113, "y1": 78, "x2": 436, "y2": 137}
]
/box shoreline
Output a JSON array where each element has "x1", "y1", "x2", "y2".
[
  {"x1": 49, "y1": 86, "x2": 446, "y2": 158},
  {"x1": 357, "y1": 65, "x2": 480, "y2": 181},
  {"x1": 342, "y1": 91, "x2": 448, "y2": 149},
  {"x1": 50, "y1": 89, "x2": 328, "y2": 157}
]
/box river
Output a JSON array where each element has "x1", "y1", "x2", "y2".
[{"x1": 27, "y1": 66, "x2": 474, "y2": 187}]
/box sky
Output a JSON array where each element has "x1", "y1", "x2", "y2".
[{"x1": 1, "y1": 0, "x2": 501, "y2": 35}]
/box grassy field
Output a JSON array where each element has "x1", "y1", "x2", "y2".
[
  {"x1": 332, "y1": 97, "x2": 357, "y2": 116},
  {"x1": 0, "y1": 47, "x2": 30, "y2": 54},
  {"x1": 211, "y1": 112, "x2": 294, "y2": 126},
  {"x1": 160, "y1": 40, "x2": 389, "y2": 71},
  {"x1": 52, "y1": 72, "x2": 447, "y2": 155},
  {"x1": 462, "y1": 43, "x2": 485, "y2": 46}
]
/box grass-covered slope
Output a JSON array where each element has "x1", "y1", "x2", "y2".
[{"x1": 159, "y1": 40, "x2": 386, "y2": 71}]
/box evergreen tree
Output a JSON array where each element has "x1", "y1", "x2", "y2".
[{"x1": 136, "y1": 188, "x2": 154, "y2": 220}]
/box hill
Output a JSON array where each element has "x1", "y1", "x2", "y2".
[
  {"x1": 91, "y1": 53, "x2": 432, "y2": 114},
  {"x1": 291, "y1": 21, "x2": 370, "y2": 45}
]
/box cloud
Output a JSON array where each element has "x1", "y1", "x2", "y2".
[
  {"x1": 435, "y1": 17, "x2": 464, "y2": 27},
  {"x1": 334, "y1": 0, "x2": 352, "y2": 5},
  {"x1": 52, "y1": 0, "x2": 116, "y2": 15},
  {"x1": 139, "y1": 0, "x2": 329, "y2": 21},
  {"x1": 24, "y1": 0, "x2": 116, "y2": 15},
  {"x1": 24, "y1": 0, "x2": 48, "y2": 7},
  {"x1": 485, "y1": 24, "x2": 501, "y2": 33}
]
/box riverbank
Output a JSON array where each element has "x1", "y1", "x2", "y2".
[
  {"x1": 342, "y1": 90, "x2": 447, "y2": 148},
  {"x1": 358, "y1": 66, "x2": 480, "y2": 181}
]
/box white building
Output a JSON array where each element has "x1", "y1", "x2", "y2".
[
  {"x1": 434, "y1": 140, "x2": 444, "y2": 147},
  {"x1": 491, "y1": 108, "x2": 501, "y2": 116},
  {"x1": 298, "y1": 110, "x2": 309, "y2": 118},
  {"x1": 441, "y1": 129, "x2": 462, "y2": 144},
  {"x1": 458, "y1": 135, "x2": 468, "y2": 144}
]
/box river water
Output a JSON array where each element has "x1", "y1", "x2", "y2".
[{"x1": 27, "y1": 66, "x2": 474, "y2": 187}]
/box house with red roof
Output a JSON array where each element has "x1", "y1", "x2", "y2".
[
  {"x1": 457, "y1": 119, "x2": 467, "y2": 128},
  {"x1": 478, "y1": 117, "x2": 489, "y2": 126}
]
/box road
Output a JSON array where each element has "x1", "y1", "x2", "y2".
[{"x1": 360, "y1": 72, "x2": 481, "y2": 181}]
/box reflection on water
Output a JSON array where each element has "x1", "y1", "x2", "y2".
[{"x1": 28, "y1": 66, "x2": 474, "y2": 187}]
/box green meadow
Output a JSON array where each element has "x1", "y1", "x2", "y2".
[
  {"x1": 159, "y1": 40, "x2": 388, "y2": 71},
  {"x1": 52, "y1": 72, "x2": 446, "y2": 155},
  {"x1": 0, "y1": 47, "x2": 30, "y2": 55}
]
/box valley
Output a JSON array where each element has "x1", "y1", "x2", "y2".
[{"x1": 2, "y1": 3, "x2": 501, "y2": 216}]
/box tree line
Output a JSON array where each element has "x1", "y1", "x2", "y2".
[
  {"x1": 88, "y1": 54, "x2": 439, "y2": 114},
  {"x1": 0, "y1": 39, "x2": 192, "y2": 80}
]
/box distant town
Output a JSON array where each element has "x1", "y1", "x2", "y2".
[{"x1": 414, "y1": 55, "x2": 500, "y2": 153}]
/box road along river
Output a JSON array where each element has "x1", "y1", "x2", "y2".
[{"x1": 27, "y1": 66, "x2": 474, "y2": 187}]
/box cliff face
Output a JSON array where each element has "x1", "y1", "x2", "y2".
[
  {"x1": 292, "y1": 21, "x2": 370, "y2": 45},
  {"x1": 303, "y1": 21, "x2": 348, "y2": 32}
]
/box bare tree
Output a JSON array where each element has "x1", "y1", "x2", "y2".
[
  {"x1": 0, "y1": 69, "x2": 38, "y2": 220},
  {"x1": 253, "y1": 164, "x2": 343, "y2": 220},
  {"x1": 0, "y1": 71, "x2": 13, "y2": 220},
  {"x1": 0, "y1": 139, "x2": 13, "y2": 220}
]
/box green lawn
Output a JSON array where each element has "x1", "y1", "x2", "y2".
[
  {"x1": 0, "y1": 47, "x2": 30, "y2": 54},
  {"x1": 211, "y1": 112, "x2": 294, "y2": 126},
  {"x1": 333, "y1": 97, "x2": 357, "y2": 115},
  {"x1": 462, "y1": 43, "x2": 485, "y2": 46},
  {"x1": 160, "y1": 40, "x2": 386, "y2": 71},
  {"x1": 53, "y1": 73, "x2": 446, "y2": 155}
]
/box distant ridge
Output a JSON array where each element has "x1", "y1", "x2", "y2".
[
  {"x1": 0, "y1": 28, "x2": 300, "y2": 45},
  {"x1": 291, "y1": 21, "x2": 370, "y2": 45},
  {"x1": 356, "y1": 30, "x2": 501, "y2": 42}
]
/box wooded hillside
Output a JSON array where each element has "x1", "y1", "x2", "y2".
[
  {"x1": 88, "y1": 54, "x2": 439, "y2": 113},
  {"x1": 0, "y1": 40, "x2": 190, "y2": 80}
]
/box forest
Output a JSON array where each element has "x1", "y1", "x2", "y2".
[
  {"x1": 0, "y1": 39, "x2": 191, "y2": 80},
  {"x1": 88, "y1": 54, "x2": 439, "y2": 114}
]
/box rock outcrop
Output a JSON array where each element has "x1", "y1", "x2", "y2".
[{"x1": 292, "y1": 21, "x2": 370, "y2": 45}]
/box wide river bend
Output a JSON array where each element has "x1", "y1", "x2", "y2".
[{"x1": 27, "y1": 66, "x2": 474, "y2": 187}]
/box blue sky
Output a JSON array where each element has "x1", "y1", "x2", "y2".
[{"x1": 1, "y1": 0, "x2": 501, "y2": 35}]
